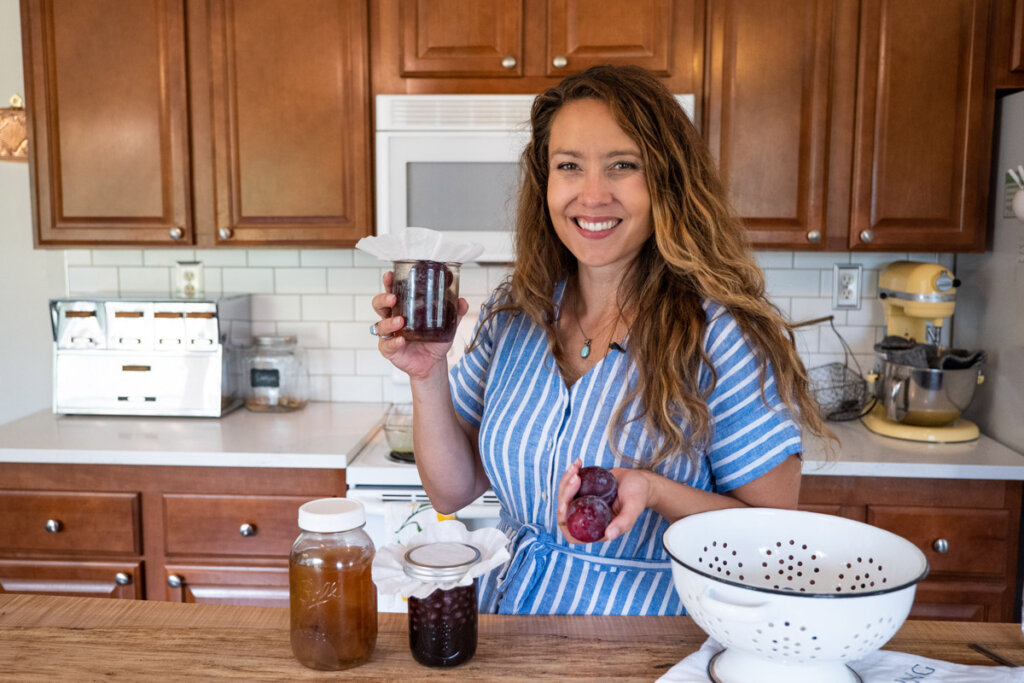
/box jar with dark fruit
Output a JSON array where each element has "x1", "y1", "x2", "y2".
[
  {"x1": 403, "y1": 542, "x2": 481, "y2": 667},
  {"x1": 289, "y1": 498, "x2": 377, "y2": 671},
  {"x1": 391, "y1": 260, "x2": 460, "y2": 343}
]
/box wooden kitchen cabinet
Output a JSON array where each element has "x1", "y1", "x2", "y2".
[
  {"x1": 372, "y1": 0, "x2": 703, "y2": 96},
  {"x1": 990, "y1": 0, "x2": 1024, "y2": 89},
  {"x1": 708, "y1": 0, "x2": 994, "y2": 252},
  {"x1": 20, "y1": 0, "x2": 373, "y2": 248},
  {"x1": 0, "y1": 463, "x2": 345, "y2": 606},
  {"x1": 799, "y1": 476, "x2": 1022, "y2": 622}
]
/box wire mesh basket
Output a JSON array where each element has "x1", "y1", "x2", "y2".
[{"x1": 794, "y1": 316, "x2": 875, "y2": 421}]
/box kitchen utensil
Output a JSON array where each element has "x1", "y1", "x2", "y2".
[
  {"x1": 663, "y1": 507, "x2": 928, "y2": 683},
  {"x1": 877, "y1": 359, "x2": 984, "y2": 426},
  {"x1": 969, "y1": 643, "x2": 1020, "y2": 668},
  {"x1": 795, "y1": 316, "x2": 874, "y2": 421}
]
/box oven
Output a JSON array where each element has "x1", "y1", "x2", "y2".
[{"x1": 345, "y1": 427, "x2": 502, "y2": 612}]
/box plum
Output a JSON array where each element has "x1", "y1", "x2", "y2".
[
  {"x1": 577, "y1": 466, "x2": 618, "y2": 506},
  {"x1": 567, "y1": 495, "x2": 612, "y2": 543}
]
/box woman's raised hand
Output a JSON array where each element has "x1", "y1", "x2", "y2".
[
  {"x1": 556, "y1": 459, "x2": 656, "y2": 544},
  {"x1": 371, "y1": 270, "x2": 469, "y2": 380}
]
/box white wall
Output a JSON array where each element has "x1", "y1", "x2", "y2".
[
  {"x1": 0, "y1": 0, "x2": 66, "y2": 426},
  {"x1": 956, "y1": 90, "x2": 1024, "y2": 453}
]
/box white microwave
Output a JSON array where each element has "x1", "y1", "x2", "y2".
[{"x1": 374, "y1": 93, "x2": 696, "y2": 264}]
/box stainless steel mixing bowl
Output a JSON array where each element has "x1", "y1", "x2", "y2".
[{"x1": 876, "y1": 360, "x2": 984, "y2": 426}]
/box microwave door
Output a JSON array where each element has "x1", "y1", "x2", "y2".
[{"x1": 376, "y1": 131, "x2": 529, "y2": 263}]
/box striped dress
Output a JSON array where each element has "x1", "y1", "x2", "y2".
[{"x1": 449, "y1": 282, "x2": 802, "y2": 615}]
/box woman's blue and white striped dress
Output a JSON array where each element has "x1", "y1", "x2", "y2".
[{"x1": 449, "y1": 283, "x2": 802, "y2": 615}]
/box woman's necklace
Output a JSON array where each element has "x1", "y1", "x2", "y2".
[{"x1": 573, "y1": 293, "x2": 621, "y2": 360}]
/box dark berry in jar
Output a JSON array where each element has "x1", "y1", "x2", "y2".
[
  {"x1": 577, "y1": 466, "x2": 618, "y2": 506},
  {"x1": 392, "y1": 260, "x2": 458, "y2": 343},
  {"x1": 407, "y1": 582, "x2": 477, "y2": 667},
  {"x1": 567, "y1": 495, "x2": 612, "y2": 543}
]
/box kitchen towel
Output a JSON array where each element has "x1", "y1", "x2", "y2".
[{"x1": 658, "y1": 638, "x2": 1024, "y2": 683}]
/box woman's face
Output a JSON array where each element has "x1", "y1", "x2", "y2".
[{"x1": 546, "y1": 98, "x2": 653, "y2": 276}]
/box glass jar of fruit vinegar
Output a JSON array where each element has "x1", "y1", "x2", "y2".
[
  {"x1": 289, "y1": 498, "x2": 377, "y2": 671},
  {"x1": 391, "y1": 260, "x2": 460, "y2": 342},
  {"x1": 403, "y1": 542, "x2": 481, "y2": 667}
]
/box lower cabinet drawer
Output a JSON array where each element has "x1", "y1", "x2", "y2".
[
  {"x1": 163, "y1": 494, "x2": 312, "y2": 557},
  {"x1": 163, "y1": 563, "x2": 288, "y2": 607},
  {"x1": 867, "y1": 506, "x2": 1009, "y2": 577},
  {"x1": 0, "y1": 490, "x2": 140, "y2": 554},
  {"x1": 0, "y1": 559, "x2": 143, "y2": 599}
]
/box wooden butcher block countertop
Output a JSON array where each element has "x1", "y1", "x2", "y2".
[{"x1": 0, "y1": 594, "x2": 1022, "y2": 680}]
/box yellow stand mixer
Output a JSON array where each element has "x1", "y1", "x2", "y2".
[{"x1": 862, "y1": 261, "x2": 984, "y2": 443}]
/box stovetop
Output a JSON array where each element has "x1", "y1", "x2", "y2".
[{"x1": 345, "y1": 429, "x2": 424, "y2": 487}]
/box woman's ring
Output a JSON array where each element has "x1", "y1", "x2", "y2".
[{"x1": 370, "y1": 322, "x2": 393, "y2": 340}]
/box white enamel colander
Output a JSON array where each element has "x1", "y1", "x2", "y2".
[{"x1": 662, "y1": 508, "x2": 929, "y2": 683}]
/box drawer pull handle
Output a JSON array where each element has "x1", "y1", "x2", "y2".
[
  {"x1": 239, "y1": 523, "x2": 257, "y2": 537},
  {"x1": 552, "y1": 55, "x2": 568, "y2": 68},
  {"x1": 45, "y1": 519, "x2": 63, "y2": 533},
  {"x1": 115, "y1": 572, "x2": 132, "y2": 586},
  {"x1": 932, "y1": 538, "x2": 949, "y2": 553},
  {"x1": 167, "y1": 574, "x2": 183, "y2": 588}
]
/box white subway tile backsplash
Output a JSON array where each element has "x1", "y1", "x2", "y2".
[
  {"x1": 64, "y1": 247, "x2": 908, "y2": 405},
  {"x1": 223, "y1": 267, "x2": 275, "y2": 293},
  {"x1": 331, "y1": 375, "x2": 383, "y2": 402},
  {"x1": 93, "y1": 249, "x2": 143, "y2": 266},
  {"x1": 275, "y1": 267, "x2": 326, "y2": 294},
  {"x1": 248, "y1": 249, "x2": 300, "y2": 267},
  {"x1": 119, "y1": 267, "x2": 170, "y2": 293},
  {"x1": 302, "y1": 295, "x2": 353, "y2": 321},
  {"x1": 68, "y1": 266, "x2": 118, "y2": 293},
  {"x1": 251, "y1": 295, "x2": 301, "y2": 321},
  {"x1": 328, "y1": 267, "x2": 383, "y2": 294}
]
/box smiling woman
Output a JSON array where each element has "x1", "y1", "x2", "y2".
[{"x1": 370, "y1": 64, "x2": 835, "y2": 617}]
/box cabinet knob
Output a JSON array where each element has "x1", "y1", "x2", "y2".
[
  {"x1": 239, "y1": 523, "x2": 257, "y2": 537},
  {"x1": 115, "y1": 572, "x2": 132, "y2": 586},
  {"x1": 552, "y1": 55, "x2": 568, "y2": 69},
  {"x1": 167, "y1": 574, "x2": 183, "y2": 588},
  {"x1": 45, "y1": 519, "x2": 63, "y2": 533},
  {"x1": 932, "y1": 538, "x2": 949, "y2": 553},
  {"x1": 859, "y1": 229, "x2": 874, "y2": 243},
  {"x1": 501, "y1": 55, "x2": 517, "y2": 69},
  {"x1": 169, "y1": 227, "x2": 184, "y2": 241},
  {"x1": 806, "y1": 229, "x2": 822, "y2": 243},
  {"x1": 218, "y1": 227, "x2": 233, "y2": 240}
]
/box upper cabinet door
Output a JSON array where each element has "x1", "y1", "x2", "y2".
[
  {"x1": 191, "y1": 0, "x2": 372, "y2": 247},
  {"x1": 849, "y1": 0, "x2": 991, "y2": 251},
  {"x1": 705, "y1": 0, "x2": 839, "y2": 249},
  {"x1": 22, "y1": 0, "x2": 192, "y2": 246},
  {"x1": 399, "y1": 0, "x2": 524, "y2": 77},
  {"x1": 546, "y1": 0, "x2": 673, "y2": 76}
]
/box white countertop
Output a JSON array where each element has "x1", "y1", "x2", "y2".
[
  {"x1": 0, "y1": 403, "x2": 389, "y2": 469},
  {"x1": 1, "y1": 403, "x2": 1023, "y2": 479}
]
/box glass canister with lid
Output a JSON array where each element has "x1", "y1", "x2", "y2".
[
  {"x1": 289, "y1": 498, "x2": 377, "y2": 671},
  {"x1": 403, "y1": 542, "x2": 481, "y2": 667},
  {"x1": 244, "y1": 335, "x2": 309, "y2": 412}
]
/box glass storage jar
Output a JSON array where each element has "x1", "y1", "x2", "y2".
[
  {"x1": 391, "y1": 260, "x2": 460, "y2": 342},
  {"x1": 244, "y1": 335, "x2": 308, "y2": 412},
  {"x1": 404, "y1": 542, "x2": 481, "y2": 667},
  {"x1": 289, "y1": 498, "x2": 377, "y2": 671}
]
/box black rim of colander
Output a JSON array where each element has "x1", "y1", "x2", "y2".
[{"x1": 661, "y1": 521, "x2": 931, "y2": 599}]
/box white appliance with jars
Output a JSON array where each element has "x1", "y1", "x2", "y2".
[
  {"x1": 49, "y1": 294, "x2": 251, "y2": 417},
  {"x1": 375, "y1": 93, "x2": 695, "y2": 263},
  {"x1": 345, "y1": 403, "x2": 501, "y2": 613}
]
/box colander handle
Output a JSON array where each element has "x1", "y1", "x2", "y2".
[{"x1": 697, "y1": 587, "x2": 774, "y2": 623}]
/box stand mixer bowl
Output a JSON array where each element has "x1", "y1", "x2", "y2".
[{"x1": 876, "y1": 360, "x2": 983, "y2": 426}]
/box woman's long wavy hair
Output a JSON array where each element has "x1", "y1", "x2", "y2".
[{"x1": 476, "y1": 64, "x2": 833, "y2": 468}]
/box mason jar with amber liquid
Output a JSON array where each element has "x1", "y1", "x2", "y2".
[{"x1": 289, "y1": 498, "x2": 377, "y2": 671}]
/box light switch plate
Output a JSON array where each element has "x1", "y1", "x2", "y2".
[{"x1": 833, "y1": 264, "x2": 863, "y2": 309}]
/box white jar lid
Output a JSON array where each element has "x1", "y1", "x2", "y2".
[
  {"x1": 403, "y1": 542, "x2": 481, "y2": 582},
  {"x1": 298, "y1": 498, "x2": 365, "y2": 532}
]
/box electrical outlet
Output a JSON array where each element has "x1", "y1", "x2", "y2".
[{"x1": 832, "y1": 264, "x2": 863, "y2": 309}]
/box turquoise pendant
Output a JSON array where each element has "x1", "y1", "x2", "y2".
[{"x1": 580, "y1": 339, "x2": 592, "y2": 359}]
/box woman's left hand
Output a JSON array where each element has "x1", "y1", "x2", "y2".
[{"x1": 556, "y1": 460, "x2": 656, "y2": 543}]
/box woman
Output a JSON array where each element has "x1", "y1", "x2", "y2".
[{"x1": 371, "y1": 65, "x2": 832, "y2": 615}]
